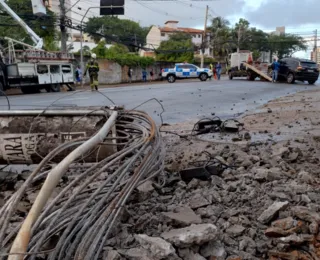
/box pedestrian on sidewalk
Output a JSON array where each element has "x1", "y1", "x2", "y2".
[
  {"x1": 216, "y1": 62, "x2": 222, "y2": 80},
  {"x1": 128, "y1": 67, "x2": 133, "y2": 83},
  {"x1": 271, "y1": 59, "x2": 280, "y2": 83},
  {"x1": 84, "y1": 53, "x2": 99, "y2": 91},
  {"x1": 75, "y1": 65, "x2": 82, "y2": 87},
  {"x1": 150, "y1": 69, "x2": 154, "y2": 81},
  {"x1": 209, "y1": 63, "x2": 213, "y2": 80},
  {"x1": 142, "y1": 69, "x2": 147, "y2": 82}
]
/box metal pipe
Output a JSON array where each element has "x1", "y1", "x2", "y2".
[
  {"x1": 8, "y1": 111, "x2": 118, "y2": 260},
  {"x1": 0, "y1": 110, "x2": 109, "y2": 116}
]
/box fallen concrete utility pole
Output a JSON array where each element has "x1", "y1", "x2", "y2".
[
  {"x1": 0, "y1": 108, "x2": 165, "y2": 260},
  {"x1": 0, "y1": 110, "x2": 117, "y2": 164},
  {"x1": 8, "y1": 110, "x2": 118, "y2": 260}
]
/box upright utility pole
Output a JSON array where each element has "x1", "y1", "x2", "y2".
[
  {"x1": 313, "y1": 29, "x2": 318, "y2": 63},
  {"x1": 60, "y1": 0, "x2": 67, "y2": 52},
  {"x1": 200, "y1": 5, "x2": 208, "y2": 68}
]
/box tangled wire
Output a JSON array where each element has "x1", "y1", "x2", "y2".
[{"x1": 0, "y1": 108, "x2": 165, "y2": 260}]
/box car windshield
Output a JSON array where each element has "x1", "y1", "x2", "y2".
[{"x1": 300, "y1": 62, "x2": 318, "y2": 68}]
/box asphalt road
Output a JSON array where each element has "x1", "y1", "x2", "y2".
[{"x1": 1, "y1": 78, "x2": 319, "y2": 124}]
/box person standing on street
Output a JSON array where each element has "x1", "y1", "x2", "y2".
[
  {"x1": 128, "y1": 67, "x2": 133, "y2": 83},
  {"x1": 209, "y1": 63, "x2": 213, "y2": 80},
  {"x1": 271, "y1": 59, "x2": 280, "y2": 83},
  {"x1": 150, "y1": 69, "x2": 154, "y2": 81},
  {"x1": 75, "y1": 65, "x2": 82, "y2": 87},
  {"x1": 84, "y1": 53, "x2": 100, "y2": 91},
  {"x1": 215, "y1": 62, "x2": 222, "y2": 80},
  {"x1": 142, "y1": 69, "x2": 147, "y2": 82}
]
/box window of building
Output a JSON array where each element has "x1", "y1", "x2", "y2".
[
  {"x1": 37, "y1": 65, "x2": 48, "y2": 74},
  {"x1": 198, "y1": 34, "x2": 201, "y2": 38},
  {"x1": 61, "y1": 65, "x2": 71, "y2": 74},
  {"x1": 50, "y1": 65, "x2": 60, "y2": 74},
  {"x1": 161, "y1": 32, "x2": 165, "y2": 37}
]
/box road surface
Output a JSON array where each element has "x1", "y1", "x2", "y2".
[{"x1": 1, "y1": 78, "x2": 319, "y2": 124}]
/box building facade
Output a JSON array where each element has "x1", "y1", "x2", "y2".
[
  {"x1": 311, "y1": 47, "x2": 320, "y2": 65},
  {"x1": 142, "y1": 20, "x2": 211, "y2": 57}
]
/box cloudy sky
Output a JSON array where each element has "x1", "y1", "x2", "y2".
[{"x1": 67, "y1": 0, "x2": 320, "y2": 57}]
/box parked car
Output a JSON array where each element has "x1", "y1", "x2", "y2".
[
  {"x1": 161, "y1": 63, "x2": 212, "y2": 83},
  {"x1": 269, "y1": 58, "x2": 319, "y2": 84}
]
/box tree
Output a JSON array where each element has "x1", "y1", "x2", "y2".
[
  {"x1": 84, "y1": 16, "x2": 148, "y2": 51},
  {"x1": 0, "y1": 0, "x2": 58, "y2": 51},
  {"x1": 156, "y1": 33, "x2": 194, "y2": 63},
  {"x1": 268, "y1": 34, "x2": 307, "y2": 59},
  {"x1": 91, "y1": 40, "x2": 154, "y2": 67},
  {"x1": 208, "y1": 17, "x2": 234, "y2": 59}
]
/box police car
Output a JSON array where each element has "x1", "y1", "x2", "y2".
[{"x1": 162, "y1": 63, "x2": 212, "y2": 83}]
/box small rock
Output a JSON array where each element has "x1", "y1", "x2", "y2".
[
  {"x1": 292, "y1": 206, "x2": 320, "y2": 223},
  {"x1": 200, "y1": 240, "x2": 226, "y2": 259},
  {"x1": 161, "y1": 224, "x2": 218, "y2": 247},
  {"x1": 178, "y1": 248, "x2": 206, "y2": 260},
  {"x1": 272, "y1": 217, "x2": 295, "y2": 230},
  {"x1": 267, "y1": 108, "x2": 272, "y2": 113},
  {"x1": 135, "y1": 234, "x2": 177, "y2": 260},
  {"x1": 188, "y1": 194, "x2": 211, "y2": 209},
  {"x1": 118, "y1": 248, "x2": 152, "y2": 260},
  {"x1": 137, "y1": 180, "x2": 154, "y2": 193},
  {"x1": 225, "y1": 225, "x2": 245, "y2": 237},
  {"x1": 243, "y1": 132, "x2": 251, "y2": 140},
  {"x1": 162, "y1": 207, "x2": 202, "y2": 226},
  {"x1": 258, "y1": 201, "x2": 289, "y2": 224},
  {"x1": 265, "y1": 227, "x2": 289, "y2": 238},
  {"x1": 298, "y1": 171, "x2": 314, "y2": 184},
  {"x1": 105, "y1": 250, "x2": 121, "y2": 260}
]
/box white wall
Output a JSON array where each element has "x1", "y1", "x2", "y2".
[{"x1": 146, "y1": 26, "x2": 161, "y2": 49}]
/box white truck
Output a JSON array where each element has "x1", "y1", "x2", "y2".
[
  {"x1": 0, "y1": 0, "x2": 75, "y2": 94},
  {"x1": 162, "y1": 63, "x2": 213, "y2": 83},
  {"x1": 227, "y1": 51, "x2": 272, "y2": 82}
]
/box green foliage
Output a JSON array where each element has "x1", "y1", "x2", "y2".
[
  {"x1": 0, "y1": 0, "x2": 58, "y2": 50},
  {"x1": 209, "y1": 17, "x2": 307, "y2": 60},
  {"x1": 252, "y1": 50, "x2": 261, "y2": 61},
  {"x1": 84, "y1": 16, "x2": 148, "y2": 51},
  {"x1": 156, "y1": 33, "x2": 194, "y2": 63},
  {"x1": 91, "y1": 41, "x2": 154, "y2": 67},
  {"x1": 268, "y1": 34, "x2": 307, "y2": 59}
]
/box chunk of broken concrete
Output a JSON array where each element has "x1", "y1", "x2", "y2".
[
  {"x1": 161, "y1": 224, "x2": 217, "y2": 247},
  {"x1": 137, "y1": 180, "x2": 154, "y2": 193},
  {"x1": 104, "y1": 250, "x2": 121, "y2": 260},
  {"x1": 225, "y1": 225, "x2": 245, "y2": 237},
  {"x1": 271, "y1": 217, "x2": 295, "y2": 230},
  {"x1": 135, "y1": 234, "x2": 177, "y2": 260},
  {"x1": 292, "y1": 206, "x2": 320, "y2": 223},
  {"x1": 188, "y1": 194, "x2": 211, "y2": 209},
  {"x1": 162, "y1": 206, "x2": 202, "y2": 226},
  {"x1": 178, "y1": 248, "x2": 206, "y2": 260},
  {"x1": 200, "y1": 240, "x2": 226, "y2": 259},
  {"x1": 258, "y1": 201, "x2": 289, "y2": 224},
  {"x1": 118, "y1": 247, "x2": 152, "y2": 260},
  {"x1": 265, "y1": 227, "x2": 289, "y2": 238}
]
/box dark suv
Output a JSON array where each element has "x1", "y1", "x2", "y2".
[{"x1": 271, "y1": 58, "x2": 319, "y2": 84}]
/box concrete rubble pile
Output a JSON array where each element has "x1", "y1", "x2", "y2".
[
  {"x1": 0, "y1": 109, "x2": 165, "y2": 260},
  {"x1": 101, "y1": 140, "x2": 320, "y2": 260}
]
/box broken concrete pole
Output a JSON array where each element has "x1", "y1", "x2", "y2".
[
  {"x1": 257, "y1": 201, "x2": 289, "y2": 224},
  {"x1": 162, "y1": 207, "x2": 202, "y2": 226},
  {"x1": 0, "y1": 114, "x2": 117, "y2": 164},
  {"x1": 135, "y1": 234, "x2": 177, "y2": 260},
  {"x1": 161, "y1": 224, "x2": 218, "y2": 247}
]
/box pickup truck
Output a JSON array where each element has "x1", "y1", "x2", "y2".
[{"x1": 162, "y1": 63, "x2": 212, "y2": 83}]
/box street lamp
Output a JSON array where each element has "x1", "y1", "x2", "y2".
[{"x1": 80, "y1": 6, "x2": 123, "y2": 88}]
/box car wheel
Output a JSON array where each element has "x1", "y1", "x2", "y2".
[
  {"x1": 308, "y1": 80, "x2": 316, "y2": 85},
  {"x1": 50, "y1": 84, "x2": 61, "y2": 92},
  {"x1": 21, "y1": 87, "x2": 40, "y2": 94},
  {"x1": 286, "y1": 73, "x2": 295, "y2": 84},
  {"x1": 247, "y1": 72, "x2": 255, "y2": 81},
  {"x1": 228, "y1": 72, "x2": 233, "y2": 80},
  {"x1": 199, "y1": 73, "x2": 208, "y2": 81},
  {"x1": 167, "y1": 75, "x2": 176, "y2": 83}
]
